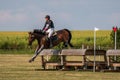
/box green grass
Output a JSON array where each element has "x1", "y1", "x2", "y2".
[
  {"x1": 0, "y1": 49, "x2": 34, "y2": 54},
  {"x1": 0, "y1": 54, "x2": 120, "y2": 80}
]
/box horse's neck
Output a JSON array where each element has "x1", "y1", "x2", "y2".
[{"x1": 36, "y1": 35, "x2": 46, "y2": 45}]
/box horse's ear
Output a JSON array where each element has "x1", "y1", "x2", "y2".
[{"x1": 28, "y1": 32, "x2": 32, "y2": 34}]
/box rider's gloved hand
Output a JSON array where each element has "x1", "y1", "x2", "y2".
[{"x1": 42, "y1": 29, "x2": 46, "y2": 33}]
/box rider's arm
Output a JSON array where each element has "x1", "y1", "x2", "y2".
[
  {"x1": 43, "y1": 21, "x2": 51, "y2": 31},
  {"x1": 42, "y1": 22, "x2": 47, "y2": 31}
]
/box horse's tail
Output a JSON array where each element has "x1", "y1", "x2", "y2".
[{"x1": 64, "y1": 29, "x2": 73, "y2": 47}]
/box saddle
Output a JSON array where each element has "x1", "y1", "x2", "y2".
[
  {"x1": 46, "y1": 32, "x2": 58, "y2": 42},
  {"x1": 33, "y1": 29, "x2": 57, "y2": 39},
  {"x1": 52, "y1": 31, "x2": 57, "y2": 36}
]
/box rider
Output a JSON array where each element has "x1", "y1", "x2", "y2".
[{"x1": 42, "y1": 15, "x2": 55, "y2": 47}]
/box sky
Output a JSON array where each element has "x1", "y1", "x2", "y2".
[{"x1": 0, "y1": 0, "x2": 120, "y2": 31}]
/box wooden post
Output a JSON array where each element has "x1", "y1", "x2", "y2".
[
  {"x1": 46, "y1": 55, "x2": 49, "y2": 69},
  {"x1": 83, "y1": 55, "x2": 87, "y2": 70},
  {"x1": 61, "y1": 55, "x2": 64, "y2": 65},
  {"x1": 104, "y1": 54, "x2": 107, "y2": 64},
  {"x1": 82, "y1": 44, "x2": 84, "y2": 49},
  {"x1": 98, "y1": 46, "x2": 101, "y2": 50},
  {"x1": 41, "y1": 56, "x2": 45, "y2": 69},
  {"x1": 87, "y1": 46, "x2": 89, "y2": 49},
  {"x1": 61, "y1": 55, "x2": 66, "y2": 69},
  {"x1": 107, "y1": 56, "x2": 111, "y2": 70}
]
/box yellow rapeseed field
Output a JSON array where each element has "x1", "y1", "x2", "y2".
[{"x1": 0, "y1": 30, "x2": 112, "y2": 49}]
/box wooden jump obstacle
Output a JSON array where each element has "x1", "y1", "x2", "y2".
[
  {"x1": 85, "y1": 49, "x2": 107, "y2": 70},
  {"x1": 107, "y1": 50, "x2": 120, "y2": 69},
  {"x1": 61, "y1": 49, "x2": 86, "y2": 70},
  {"x1": 40, "y1": 49, "x2": 107, "y2": 70},
  {"x1": 40, "y1": 49, "x2": 62, "y2": 69}
]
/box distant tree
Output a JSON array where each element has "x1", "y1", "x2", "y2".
[{"x1": 110, "y1": 27, "x2": 120, "y2": 48}]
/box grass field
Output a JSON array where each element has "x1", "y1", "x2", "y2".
[{"x1": 0, "y1": 54, "x2": 120, "y2": 80}]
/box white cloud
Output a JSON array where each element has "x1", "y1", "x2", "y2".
[{"x1": 0, "y1": 10, "x2": 29, "y2": 24}]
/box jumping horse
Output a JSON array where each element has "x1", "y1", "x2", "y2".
[{"x1": 28, "y1": 29, "x2": 73, "y2": 62}]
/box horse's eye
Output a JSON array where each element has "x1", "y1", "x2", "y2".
[{"x1": 31, "y1": 35, "x2": 34, "y2": 37}]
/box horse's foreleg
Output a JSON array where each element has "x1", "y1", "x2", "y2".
[
  {"x1": 29, "y1": 45, "x2": 44, "y2": 63},
  {"x1": 29, "y1": 46, "x2": 39, "y2": 63}
]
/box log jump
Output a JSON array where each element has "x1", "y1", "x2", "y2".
[{"x1": 39, "y1": 49, "x2": 114, "y2": 71}]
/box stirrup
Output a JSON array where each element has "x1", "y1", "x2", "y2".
[
  {"x1": 46, "y1": 37, "x2": 49, "y2": 41},
  {"x1": 49, "y1": 37, "x2": 52, "y2": 47}
]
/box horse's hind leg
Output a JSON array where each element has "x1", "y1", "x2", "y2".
[
  {"x1": 68, "y1": 38, "x2": 73, "y2": 47},
  {"x1": 68, "y1": 42, "x2": 73, "y2": 47},
  {"x1": 63, "y1": 42, "x2": 68, "y2": 47},
  {"x1": 63, "y1": 39, "x2": 73, "y2": 48}
]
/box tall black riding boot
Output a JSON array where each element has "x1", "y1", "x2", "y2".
[{"x1": 49, "y1": 37, "x2": 53, "y2": 47}]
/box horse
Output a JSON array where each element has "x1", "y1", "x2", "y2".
[{"x1": 28, "y1": 29, "x2": 73, "y2": 63}]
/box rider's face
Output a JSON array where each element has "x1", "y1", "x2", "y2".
[{"x1": 45, "y1": 18, "x2": 49, "y2": 21}]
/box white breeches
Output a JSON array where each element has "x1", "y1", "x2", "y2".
[{"x1": 46, "y1": 28, "x2": 54, "y2": 38}]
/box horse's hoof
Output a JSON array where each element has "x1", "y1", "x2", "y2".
[
  {"x1": 29, "y1": 60, "x2": 32, "y2": 63},
  {"x1": 29, "y1": 59, "x2": 34, "y2": 63}
]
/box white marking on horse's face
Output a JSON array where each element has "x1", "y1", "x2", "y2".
[
  {"x1": 31, "y1": 35, "x2": 35, "y2": 38},
  {"x1": 28, "y1": 34, "x2": 35, "y2": 46}
]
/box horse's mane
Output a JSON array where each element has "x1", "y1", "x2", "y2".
[{"x1": 33, "y1": 29, "x2": 45, "y2": 35}]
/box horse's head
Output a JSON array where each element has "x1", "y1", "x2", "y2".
[{"x1": 28, "y1": 32, "x2": 36, "y2": 46}]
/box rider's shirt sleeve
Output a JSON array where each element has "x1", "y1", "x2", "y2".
[
  {"x1": 42, "y1": 22, "x2": 47, "y2": 31},
  {"x1": 48, "y1": 21, "x2": 52, "y2": 28},
  {"x1": 42, "y1": 20, "x2": 54, "y2": 31}
]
